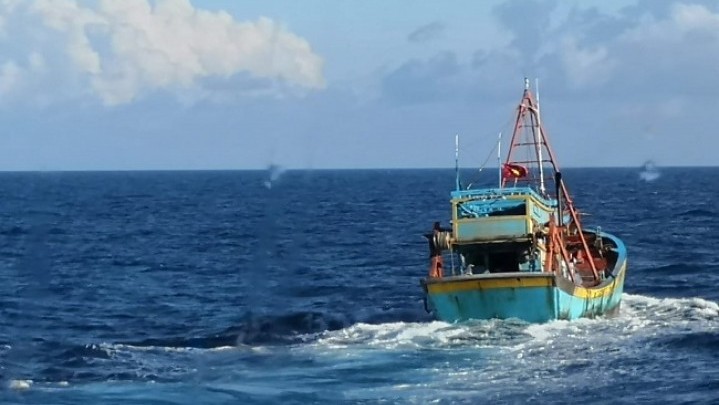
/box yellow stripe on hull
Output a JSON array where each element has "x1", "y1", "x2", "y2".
[
  {"x1": 571, "y1": 262, "x2": 627, "y2": 299},
  {"x1": 426, "y1": 276, "x2": 553, "y2": 294},
  {"x1": 426, "y1": 260, "x2": 626, "y2": 299}
]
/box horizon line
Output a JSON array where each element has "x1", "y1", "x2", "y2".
[{"x1": 0, "y1": 164, "x2": 715, "y2": 173}]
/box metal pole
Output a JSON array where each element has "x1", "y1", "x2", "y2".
[
  {"x1": 497, "y1": 132, "x2": 502, "y2": 189},
  {"x1": 535, "y1": 78, "x2": 546, "y2": 195},
  {"x1": 455, "y1": 134, "x2": 460, "y2": 191}
]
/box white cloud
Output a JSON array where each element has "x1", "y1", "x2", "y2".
[
  {"x1": 0, "y1": 0, "x2": 325, "y2": 105},
  {"x1": 408, "y1": 21, "x2": 445, "y2": 43},
  {"x1": 620, "y1": 3, "x2": 719, "y2": 48},
  {"x1": 559, "y1": 38, "x2": 616, "y2": 88},
  {"x1": 545, "y1": 2, "x2": 719, "y2": 94},
  {"x1": 0, "y1": 60, "x2": 20, "y2": 96},
  {"x1": 28, "y1": 52, "x2": 46, "y2": 72},
  {"x1": 624, "y1": 3, "x2": 719, "y2": 42}
]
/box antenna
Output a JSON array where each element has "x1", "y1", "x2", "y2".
[
  {"x1": 535, "y1": 78, "x2": 540, "y2": 103},
  {"x1": 534, "y1": 78, "x2": 546, "y2": 194},
  {"x1": 455, "y1": 134, "x2": 460, "y2": 191}
]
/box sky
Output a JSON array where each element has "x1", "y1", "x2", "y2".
[{"x1": 0, "y1": 0, "x2": 717, "y2": 170}]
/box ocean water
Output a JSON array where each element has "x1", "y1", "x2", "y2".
[{"x1": 0, "y1": 168, "x2": 717, "y2": 404}]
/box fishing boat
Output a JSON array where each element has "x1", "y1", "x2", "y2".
[{"x1": 420, "y1": 79, "x2": 627, "y2": 323}]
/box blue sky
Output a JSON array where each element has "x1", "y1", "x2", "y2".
[{"x1": 0, "y1": 0, "x2": 717, "y2": 170}]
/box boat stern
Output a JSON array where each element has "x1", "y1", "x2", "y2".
[{"x1": 422, "y1": 273, "x2": 558, "y2": 323}]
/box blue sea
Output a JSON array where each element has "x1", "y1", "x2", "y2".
[{"x1": 1, "y1": 168, "x2": 717, "y2": 404}]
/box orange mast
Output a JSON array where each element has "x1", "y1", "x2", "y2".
[{"x1": 504, "y1": 80, "x2": 599, "y2": 282}]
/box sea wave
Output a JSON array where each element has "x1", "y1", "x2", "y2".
[{"x1": 678, "y1": 208, "x2": 716, "y2": 218}]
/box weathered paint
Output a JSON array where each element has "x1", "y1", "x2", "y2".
[
  {"x1": 450, "y1": 187, "x2": 553, "y2": 203},
  {"x1": 451, "y1": 187, "x2": 556, "y2": 243},
  {"x1": 427, "y1": 275, "x2": 553, "y2": 294},
  {"x1": 423, "y1": 231, "x2": 627, "y2": 323},
  {"x1": 555, "y1": 264, "x2": 626, "y2": 319},
  {"x1": 428, "y1": 284, "x2": 557, "y2": 323}
]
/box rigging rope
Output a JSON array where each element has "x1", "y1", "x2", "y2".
[{"x1": 464, "y1": 110, "x2": 516, "y2": 189}]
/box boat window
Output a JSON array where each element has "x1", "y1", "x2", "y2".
[
  {"x1": 488, "y1": 252, "x2": 519, "y2": 273},
  {"x1": 488, "y1": 203, "x2": 526, "y2": 217}
]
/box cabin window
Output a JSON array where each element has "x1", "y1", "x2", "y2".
[
  {"x1": 487, "y1": 252, "x2": 519, "y2": 273},
  {"x1": 457, "y1": 243, "x2": 535, "y2": 274},
  {"x1": 488, "y1": 203, "x2": 526, "y2": 217}
]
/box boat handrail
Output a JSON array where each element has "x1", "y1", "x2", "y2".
[{"x1": 451, "y1": 186, "x2": 556, "y2": 206}]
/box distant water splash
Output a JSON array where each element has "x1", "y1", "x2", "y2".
[
  {"x1": 263, "y1": 164, "x2": 286, "y2": 189},
  {"x1": 639, "y1": 160, "x2": 660, "y2": 182}
]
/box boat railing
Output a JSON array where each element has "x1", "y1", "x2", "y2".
[{"x1": 451, "y1": 186, "x2": 556, "y2": 207}]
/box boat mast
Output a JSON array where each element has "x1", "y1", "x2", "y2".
[
  {"x1": 534, "y1": 78, "x2": 546, "y2": 195},
  {"x1": 497, "y1": 132, "x2": 502, "y2": 189},
  {"x1": 504, "y1": 79, "x2": 600, "y2": 281}
]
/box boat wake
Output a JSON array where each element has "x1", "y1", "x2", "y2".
[
  {"x1": 6, "y1": 294, "x2": 716, "y2": 398},
  {"x1": 310, "y1": 293, "x2": 718, "y2": 351},
  {"x1": 26, "y1": 292, "x2": 708, "y2": 387},
  {"x1": 107, "y1": 310, "x2": 353, "y2": 352}
]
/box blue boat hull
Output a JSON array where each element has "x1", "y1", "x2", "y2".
[{"x1": 422, "y1": 257, "x2": 627, "y2": 323}]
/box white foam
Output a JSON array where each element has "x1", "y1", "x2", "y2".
[
  {"x1": 320, "y1": 319, "x2": 510, "y2": 351},
  {"x1": 314, "y1": 321, "x2": 473, "y2": 350},
  {"x1": 309, "y1": 294, "x2": 718, "y2": 357},
  {"x1": 523, "y1": 319, "x2": 576, "y2": 341},
  {"x1": 622, "y1": 293, "x2": 719, "y2": 325},
  {"x1": 100, "y1": 343, "x2": 239, "y2": 354},
  {"x1": 9, "y1": 379, "x2": 32, "y2": 390},
  {"x1": 510, "y1": 294, "x2": 719, "y2": 358},
  {"x1": 312, "y1": 319, "x2": 542, "y2": 353}
]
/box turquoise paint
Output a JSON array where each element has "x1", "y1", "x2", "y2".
[
  {"x1": 428, "y1": 285, "x2": 557, "y2": 323},
  {"x1": 530, "y1": 203, "x2": 552, "y2": 224},
  {"x1": 426, "y1": 256, "x2": 627, "y2": 323},
  {"x1": 427, "y1": 277, "x2": 624, "y2": 323},
  {"x1": 451, "y1": 186, "x2": 559, "y2": 243},
  {"x1": 554, "y1": 276, "x2": 625, "y2": 320},
  {"x1": 451, "y1": 187, "x2": 556, "y2": 206},
  {"x1": 457, "y1": 199, "x2": 525, "y2": 217}
]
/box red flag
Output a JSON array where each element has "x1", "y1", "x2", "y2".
[{"x1": 502, "y1": 163, "x2": 528, "y2": 179}]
